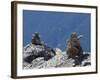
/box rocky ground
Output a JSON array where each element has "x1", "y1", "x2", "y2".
[{"x1": 23, "y1": 43, "x2": 91, "y2": 69}]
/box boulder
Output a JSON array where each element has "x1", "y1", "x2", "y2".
[{"x1": 23, "y1": 43, "x2": 56, "y2": 64}]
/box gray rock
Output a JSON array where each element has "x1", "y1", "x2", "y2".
[
  {"x1": 23, "y1": 44, "x2": 91, "y2": 69},
  {"x1": 23, "y1": 43, "x2": 56, "y2": 66}
]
